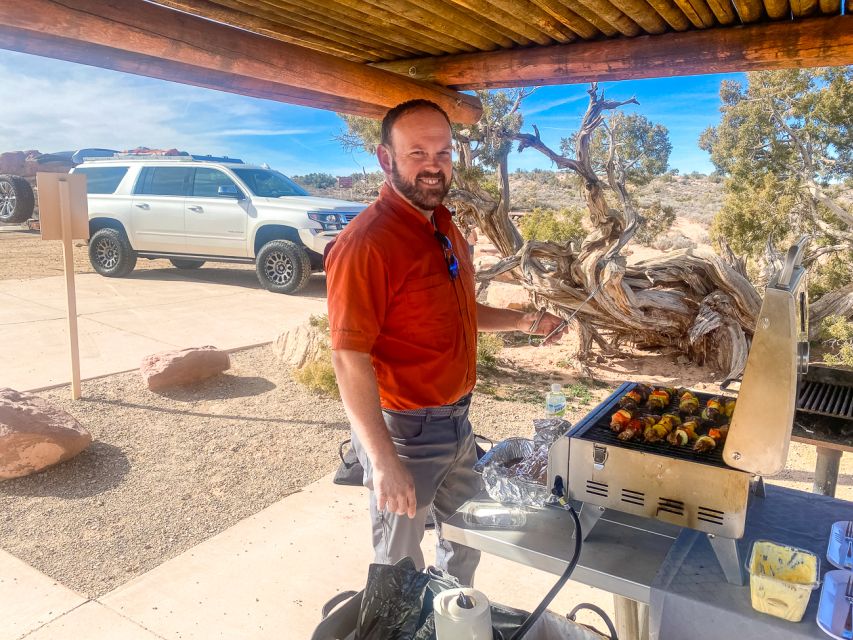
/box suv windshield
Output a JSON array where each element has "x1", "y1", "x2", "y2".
[{"x1": 232, "y1": 168, "x2": 308, "y2": 198}]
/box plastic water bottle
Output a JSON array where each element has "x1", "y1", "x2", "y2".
[{"x1": 545, "y1": 383, "x2": 567, "y2": 418}]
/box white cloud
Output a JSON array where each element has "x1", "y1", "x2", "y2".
[
  {"x1": 0, "y1": 52, "x2": 280, "y2": 155},
  {"x1": 524, "y1": 93, "x2": 588, "y2": 116}
]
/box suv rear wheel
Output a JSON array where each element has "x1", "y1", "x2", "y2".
[
  {"x1": 256, "y1": 239, "x2": 311, "y2": 294},
  {"x1": 170, "y1": 259, "x2": 205, "y2": 269},
  {"x1": 89, "y1": 228, "x2": 137, "y2": 277}
]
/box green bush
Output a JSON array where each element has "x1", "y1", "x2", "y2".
[
  {"x1": 292, "y1": 351, "x2": 340, "y2": 398},
  {"x1": 477, "y1": 332, "x2": 504, "y2": 369},
  {"x1": 819, "y1": 315, "x2": 853, "y2": 367},
  {"x1": 635, "y1": 201, "x2": 676, "y2": 247},
  {"x1": 291, "y1": 172, "x2": 337, "y2": 190},
  {"x1": 518, "y1": 207, "x2": 586, "y2": 245}
]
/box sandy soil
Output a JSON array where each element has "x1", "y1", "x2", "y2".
[{"x1": 0, "y1": 228, "x2": 254, "y2": 281}]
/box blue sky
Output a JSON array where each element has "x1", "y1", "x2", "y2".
[{"x1": 0, "y1": 49, "x2": 741, "y2": 176}]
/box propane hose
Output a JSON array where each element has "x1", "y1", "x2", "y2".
[{"x1": 509, "y1": 476, "x2": 583, "y2": 640}]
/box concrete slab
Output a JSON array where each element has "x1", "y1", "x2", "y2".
[
  {"x1": 21, "y1": 601, "x2": 162, "y2": 640},
  {"x1": 0, "y1": 272, "x2": 328, "y2": 391},
  {"x1": 0, "y1": 549, "x2": 86, "y2": 640},
  {"x1": 100, "y1": 474, "x2": 615, "y2": 639}
]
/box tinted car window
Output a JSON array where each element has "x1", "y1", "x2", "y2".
[
  {"x1": 232, "y1": 168, "x2": 307, "y2": 197},
  {"x1": 135, "y1": 167, "x2": 193, "y2": 196},
  {"x1": 191, "y1": 168, "x2": 240, "y2": 198},
  {"x1": 74, "y1": 166, "x2": 129, "y2": 194}
]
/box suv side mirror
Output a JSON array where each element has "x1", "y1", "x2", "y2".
[{"x1": 218, "y1": 185, "x2": 244, "y2": 199}]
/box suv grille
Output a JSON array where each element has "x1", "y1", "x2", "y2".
[{"x1": 341, "y1": 212, "x2": 359, "y2": 225}]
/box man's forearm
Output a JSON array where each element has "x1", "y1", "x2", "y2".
[
  {"x1": 476, "y1": 302, "x2": 531, "y2": 332},
  {"x1": 331, "y1": 349, "x2": 396, "y2": 468}
]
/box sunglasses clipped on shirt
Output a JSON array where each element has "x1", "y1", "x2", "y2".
[{"x1": 434, "y1": 230, "x2": 460, "y2": 281}]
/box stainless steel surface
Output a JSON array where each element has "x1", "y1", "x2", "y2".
[
  {"x1": 724, "y1": 238, "x2": 808, "y2": 475},
  {"x1": 443, "y1": 494, "x2": 680, "y2": 603},
  {"x1": 813, "y1": 446, "x2": 843, "y2": 496},
  {"x1": 569, "y1": 434, "x2": 751, "y2": 538}
]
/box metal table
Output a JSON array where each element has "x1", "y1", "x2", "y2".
[{"x1": 444, "y1": 494, "x2": 682, "y2": 639}]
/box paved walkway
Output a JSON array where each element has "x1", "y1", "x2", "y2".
[
  {"x1": 2, "y1": 473, "x2": 615, "y2": 639},
  {"x1": 0, "y1": 270, "x2": 328, "y2": 391}
]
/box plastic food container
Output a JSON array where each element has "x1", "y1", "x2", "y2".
[{"x1": 746, "y1": 539, "x2": 821, "y2": 622}]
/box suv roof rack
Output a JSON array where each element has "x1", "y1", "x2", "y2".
[{"x1": 81, "y1": 153, "x2": 245, "y2": 164}]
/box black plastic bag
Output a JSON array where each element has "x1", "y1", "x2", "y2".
[{"x1": 355, "y1": 558, "x2": 432, "y2": 639}]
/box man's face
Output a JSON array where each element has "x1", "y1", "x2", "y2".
[{"x1": 380, "y1": 108, "x2": 453, "y2": 213}]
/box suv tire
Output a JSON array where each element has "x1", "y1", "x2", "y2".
[
  {"x1": 89, "y1": 228, "x2": 137, "y2": 277},
  {"x1": 256, "y1": 239, "x2": 311, "y2": 294},
  {"x1": 170, "y1": 259, "x2": 205, "y2": 269},
  {"x1": 0, "y1": 175, "x2": 35, "y2": 223}
]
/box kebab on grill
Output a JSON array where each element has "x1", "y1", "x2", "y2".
[
  {"x1": 693, "y1": 425, "x2": 730, "y2": 452},
  {"x1": 644, "y1": 413, "x2": 682, "y2": 443},
  {"x1": 619, "y1": 384, "x2": 651, "y2": 410},
  {"x1": 647, "y1": 387, "x2": 676, "y2": 412},
  {"x1": 667, "y1": 419, "x2": 700, "y2": 446},
  {"x1": 701, "y1": 396, "x2": 725, "y2": 422},
  {"x1": 678, "y1": 390, "x2": 700, "y2": 415},
  {"x1": 610, "y1": 408, "x2": 635, "y2": 432},
  {"x1": 617, "y1": 415, "x2": 656, "y2": 441}
]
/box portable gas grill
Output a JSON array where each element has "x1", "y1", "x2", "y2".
[{"x1": 546, "y1": 238, "x2": 811, "y2": 585}]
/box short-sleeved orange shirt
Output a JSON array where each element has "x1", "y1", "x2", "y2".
[{"x1": 325, "y1": 183, "x2": 477, "y2": 411}]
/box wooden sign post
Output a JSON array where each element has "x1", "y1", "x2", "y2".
[{"x1": 36, "y1": 172, "x2": 89, "y2": 400}]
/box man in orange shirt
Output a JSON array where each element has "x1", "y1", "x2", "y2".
[{"x1": 326, "y1": 99, "x2": 565, "y2": 585}]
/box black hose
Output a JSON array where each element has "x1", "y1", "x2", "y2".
[{"x1": 509, "y1": 490, "x2": 583, "y2": 640}]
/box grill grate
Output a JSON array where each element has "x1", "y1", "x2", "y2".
[
  {"x1": 798, "y1": 379, "x2": 853, "y2": 420},
  {"x1": 573, "y1": 383, "x2": 729, "y2": 469}
]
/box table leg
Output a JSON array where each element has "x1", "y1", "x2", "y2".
[
  {"x1": 813, "y1": 446, "x2": 843, "y2": 497},
  {"x1": 613, "y1": 595, "x2": 644, "y2": 640}
]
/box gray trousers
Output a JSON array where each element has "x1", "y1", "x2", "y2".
[{"x1": 351, "y1": 396, "x2": 483, "y2": 586}]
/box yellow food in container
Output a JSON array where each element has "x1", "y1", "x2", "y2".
[{"x1": 746, "y1": 539, "x2": 820, "y2": 622}]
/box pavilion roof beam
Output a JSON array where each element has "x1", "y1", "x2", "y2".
[
  {"x1": 0, "y1": 0, "x2": 483, "y2": 123},
  {"x1": 374, "y1": 15, "x2": 853, "y2": 89}
]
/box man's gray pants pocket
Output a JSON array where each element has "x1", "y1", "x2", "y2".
[{"x1": 351, "y1": 402, "x2": 483, "y2": 586}]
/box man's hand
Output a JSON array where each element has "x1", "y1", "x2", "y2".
[
  {"x1": 519, "y1": 309, "x2": 567, "y2": 345},
  {"x1": 373, "y1": 455, "x2": 417, "y2": 518}
]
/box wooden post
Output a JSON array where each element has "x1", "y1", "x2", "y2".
[
  {"x1": 813, "y1": 446, "x2": 843, "y2": 497},
  {"x1": 58, "y1": 178, "x2": 81, "y2": 400}
]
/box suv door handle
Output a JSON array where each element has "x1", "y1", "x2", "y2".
[
  {"x1": 134, "y1": 203, "x2": 150, "y2": 210},
  {"x1": 188, "y1": 206, "x2": 203, "y2": 213}
]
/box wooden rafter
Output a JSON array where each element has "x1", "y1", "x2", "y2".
[
  {"x1": 0, "y1": 0, "x2": 483, "y2": 123},
  {"x1": 374, "y1": 16, "x2": 853, "y2": 89}
]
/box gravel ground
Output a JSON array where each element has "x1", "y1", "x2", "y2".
[{"x1": 0, "y1": 344, "x2": 571, "y2": 598}]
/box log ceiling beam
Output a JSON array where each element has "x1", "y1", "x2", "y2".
[
  {"x1": 0, "y1": 0, "x2": 483, "y2": 123},
  {"x1": 373, "y1": 16, "x2": 853, "y2": 89}
]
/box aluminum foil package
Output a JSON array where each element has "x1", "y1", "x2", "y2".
[{"x1": 475, "y1": 419, "x2": 572, "y2": 507}]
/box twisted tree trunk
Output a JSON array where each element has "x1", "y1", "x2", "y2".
[{"x1": 459, "y1": 84, "x2": 764, "y2": 381}]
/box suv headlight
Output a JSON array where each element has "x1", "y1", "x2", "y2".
[{"x1": 308, "y1": 211, "x2": 342, "y2": 231}]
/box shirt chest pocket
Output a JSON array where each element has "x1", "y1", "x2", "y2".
[{"x1": 396, "y1": 273, "x2": 457, "y2": 345}]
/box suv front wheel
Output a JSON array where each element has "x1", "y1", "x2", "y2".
[
  {"x1": 89, "y1": 228, "x2": 137, "y2": 277},
  {"x1": 256, "y1": 239, "x2": 311, "y2": 294}
]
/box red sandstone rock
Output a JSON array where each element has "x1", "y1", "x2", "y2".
[
  {"x1": 0, "y1": 388, "x2": 92, "y2": 480},
  {"x1": 140, "y1": 346, "x2": 230, "y2": 391}
]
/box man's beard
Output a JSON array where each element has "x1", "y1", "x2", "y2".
[{"x1": 390, "y1": 161, "x2": 450, "y2": 211}]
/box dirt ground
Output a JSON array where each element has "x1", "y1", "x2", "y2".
[
  {"x1": 1, "y1": 228, "x2": 850, "y2": 600},
  {"x1": 0, "y1": 228, "x2": 254, "y2": 280}
]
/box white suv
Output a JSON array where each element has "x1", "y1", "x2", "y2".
[{"x1": 72, "y1": 155, "x2": 366, "y2": 293}]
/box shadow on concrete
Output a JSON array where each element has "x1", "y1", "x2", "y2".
[
  {"x1": 154, "y1": 374, "x2": 277, "y2": 401},
  {"x1": 127, "y1": 267, "x2": 328, "y2": 298},
  {"x1": 1, "y1": 441, "x2": 130, "y2": 498}
]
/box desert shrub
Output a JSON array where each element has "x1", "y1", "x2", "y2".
[
  {"x1": 518, "y1": 207, "x2": 586, "y2": 244},
  {"x1": 635, "y1": 201, "x2": 676, "y2": 246},
  {"x1": 477, "y1": 332, "x2": 504, "y2": 369},
  {"x1": 653, "y1": 233, "x2": 695, "y2": 252},
  {"x1": 292, "y1": 172, "x2": 337, "y2": 190},
  {"x1": 819, "y1": 315, "x2": 853, "y2": 367},
  {"x1": 292, "y1": 350, "x2": 340, "y2": 398}
]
